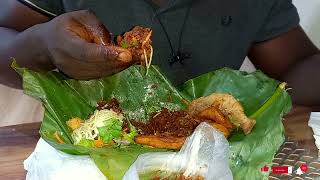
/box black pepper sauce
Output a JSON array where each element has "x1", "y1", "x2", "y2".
[
  {"x1": 131, "y1": 108, "x2": 201, "y2": 137},
  {"x1": 96, "y1": 98, "x2": 122, "y2": 114}
]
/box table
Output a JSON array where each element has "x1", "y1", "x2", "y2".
[
  {"x1": 0, "y1": 106, "x2": 317, "y2": 180},
  {"x1": 282, "y1": 106, "x2": 318, "y2": 156},
  {"x1": 270, "y1": 106, "x2": 320, "y2": 179},
  {"x1": 0, "y1": 122, "x2": 40, "y2": 180}
]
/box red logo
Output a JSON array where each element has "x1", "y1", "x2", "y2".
[
  {"x1": 260, "y1": 165, "x2": 269, "y2": 172},
  {"x1": 300, "y1": 164, "x2": 308, "y2": 172},
  {"x1": 261, "y1": 165, "x2": 295, "y2": 174}
]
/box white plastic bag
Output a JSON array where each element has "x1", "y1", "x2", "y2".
[
  {"x1": 123, "y1": 122, "x2": 233, "y2": 180},
  {"x1": 24, "y1": 139, "x2": 106, "y2": 180},
  {"x1": 308, "y1": 112, "x2": 320, "y2": 156}
]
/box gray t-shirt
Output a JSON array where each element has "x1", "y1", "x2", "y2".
[{"x1": 19, "y1": 0, "x2": 300, "y2": 85}]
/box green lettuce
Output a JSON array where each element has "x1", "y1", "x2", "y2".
[
  {"x1": 78, "y1": 139, "x2": 95, "y2": 147},
  {"x1": 122, "y1": 124, "x2": 138, "y2": 143},
  {"x1": 98, "y1": 118, "x2": 123, "y2": 143}
]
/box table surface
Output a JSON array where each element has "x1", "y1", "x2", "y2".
[{"x1": 0, "y1": 106, "x2": 317, "y2": 180}]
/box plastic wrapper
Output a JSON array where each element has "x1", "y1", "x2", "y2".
[
  {"x1": 308, "y1": 112, "x2": 320, "y2": 156},
  {"x1": 24, "y1": 139, "x2": 106, "y2": 180},
  {"x1": 123, "y1": 123, "x2": 233, "y2": 180}
]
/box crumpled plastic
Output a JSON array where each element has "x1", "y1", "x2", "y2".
[
  {"x1": 308, "y1": 112, "x2": 320, "y2": 156},
  {"x1": 24, "y1": 139, "x2": 106, "y2": 180},
  {"x1": 123, "y1": 123, "x2": 233, "y2": 180},
  {"x1": 24, "y1": 123, "x2": 232, "y2": 180}
]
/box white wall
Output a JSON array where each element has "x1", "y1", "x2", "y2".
[{"x1": 293, "y1": 0, "x2": 320, "y2": 47}]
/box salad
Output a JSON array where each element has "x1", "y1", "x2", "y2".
[{"x1": 66, "y1": 99, "x2": 137, "y2": 148}]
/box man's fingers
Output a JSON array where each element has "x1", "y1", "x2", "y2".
[
  {"x1": 53, "y1": 49, "x2": 132, "y2": 80},
  {"x1": 105, "y1": 45, "x2": 133, "y2": 62},
  {"x1": 60, "y1": 31, "x2": 132, "y2": 63},
  {"x1": 44, "y1": 10, "x2": 135, "y2": 80},
  {"x1": 67, "y1": 10, "x2": 111, "y2": 45},
  {"x1": 61, "y1": 10, "x2": 132, "y2": 62}
]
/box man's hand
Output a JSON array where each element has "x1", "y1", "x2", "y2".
[
  {"x1": 37, "y1": 10, "x2": 132, "y2": 79},
  {"x1": 0, "y1": 5, "x2": 134, "y2": 88}
]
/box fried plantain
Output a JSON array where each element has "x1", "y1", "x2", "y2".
[
  {"x1": 135, "y1": 135, "x2": 186, "y2": 150},
  {"x1": 208, "y1": 122, "x2": 230, "y2": 138},
  {"x1": 197, "y1": 106, "x2": 234, "y2": 129}
]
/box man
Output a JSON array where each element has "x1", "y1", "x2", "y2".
[{"x1": 0, "y1": 0, "x2": 319, "y2": 106}]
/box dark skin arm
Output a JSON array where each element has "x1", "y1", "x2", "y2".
[
  {"x1": 0, "y1": 1, "x2": 132, "y2": 89},
  {"x1": 0, "y1": 0, "x2": 50, "y2": 88},
  {"x1": 249, "y1": 26, "x2": 320, "y2": 106}
]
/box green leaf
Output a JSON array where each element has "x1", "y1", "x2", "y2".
[
  {"x1": 180, "y1": 68, "x2": 291, "y2": 179},
  {"x1": 17, "y1": 64, "x2": 291, "y2": 180},
  {"x1": 90, "y1": 145, "x2": 167, "y2": 180}
]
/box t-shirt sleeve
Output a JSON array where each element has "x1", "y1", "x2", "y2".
[
  {"x1": 17, "y1": 0, "x2": 65, "y2": 18},
  {"x1": 254, "y1": 0, "x2": 300, "y2": 42}
]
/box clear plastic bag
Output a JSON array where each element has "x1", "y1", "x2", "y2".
[{"x1": 123, "y1": 122, "x2": 233, "y2": 180}]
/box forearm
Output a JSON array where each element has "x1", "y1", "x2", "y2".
[
  {"x1": 0, "y1": 25, "x2": 54, "y2": 89},
  {"x1": 282, "y1": 53, "x2": 320, "y2": 106}
]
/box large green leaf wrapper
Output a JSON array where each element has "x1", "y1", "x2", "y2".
[{"x1": 13, "y1": 61, "x2": 291, "y2": 180}]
